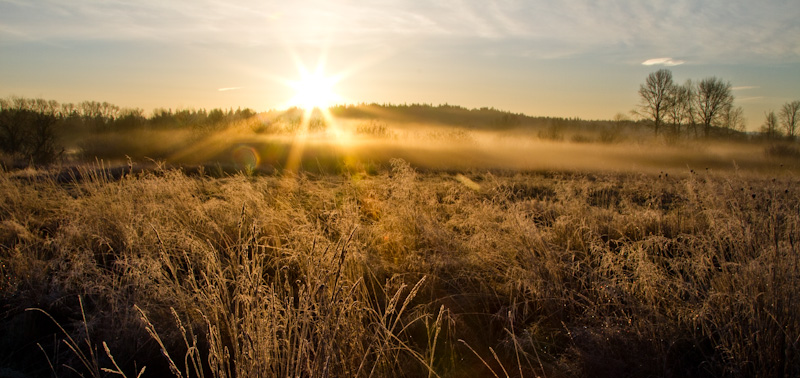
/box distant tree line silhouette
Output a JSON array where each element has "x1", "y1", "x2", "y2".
[
  {"x1": 762, "y1": 100, "x2": 800, "y2": 140},
  {"x1": 637, "y1": 69, "x2": 799, "y2": 141},
  {"x1": 0, "y1": 96, "x2": 255, "y2": 165},
  {"x1": 7, "y1": 91, "x2": 794, "y2": 167},
  {"x1": 329, "y1": 102, "x2": 618, "y2": 131},
  {"x1": 636, "y1": 69, "x2": 747, "y2": 138}
]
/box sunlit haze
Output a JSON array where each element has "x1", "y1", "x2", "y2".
[
  {"x1": 285, "y1": 61, "x2": 342, "y2": 110},
  {"x1": 2, "y1": 0, "x2": 799, "y2": 129}
]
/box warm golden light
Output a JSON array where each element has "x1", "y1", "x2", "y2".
[
  {"x1": 279, "y1": 56, "x2": 349, "y2": 172},
  {"x1": 287, "y1": 67, "x2": 340, "y2": 110}
]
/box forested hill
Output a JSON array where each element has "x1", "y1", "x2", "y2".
[
  {"x1": 1, "y1": 96, "x2": 759, "y2": 167},
  {"x1": 327, "y1": 103, "x2": 615, "y2": 130}
]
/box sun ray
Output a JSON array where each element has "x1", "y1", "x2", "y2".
[
  {"x1": 286, "y1": 63, "x2": 341, "y2": 110},
  {"x1": 284, "y1": 112, "x2": 311, "y2": 172},
  {"x1": 270, "y1": 41, "x2": 396, "y2": 172},
  {"x1": 281, "y1": 53, "x2": 348, "y2": 172}
]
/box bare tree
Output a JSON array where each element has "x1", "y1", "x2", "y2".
[
  {"x1": 761, "y1": 110, "x2": 780, "y2": 139},
  {"x1": 637, "y1": 69, "x2": 674, "y2": 136},
  {"x1": 0, "y1": 107, "x2": 33, "y2": 155},
  {"x1": 695, "y1": 77, "x2": 733, "y2": 138},
  {"x1": 779, "y1": 100, "x2": 800, "y2": 139},
  {"x1": 680, "y1": 79, "x2": 702, "y2": 138},
  {"x1": 613, "y1": 112, "x2": 629, "y2": 125},
  {"x1": 666, "y1": 81, "x2": 694, "y2": 136},
  {"x1": 721, "y1": 105, "x2": 746, "y2": 134},
  {"x1": 26, "y1": 112, "x2": 61, "y2": 165},
  {"x1": 10, "y1": 96, "x2": 29, "y2": 110}
]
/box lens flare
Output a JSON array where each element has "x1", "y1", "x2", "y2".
[{"x1": 232, "y1": 145, "x2": 260, "y2": 169}]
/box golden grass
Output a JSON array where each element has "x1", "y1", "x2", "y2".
[{"x1": 1, "y1": 160, "x2": 798, "y2": 377}]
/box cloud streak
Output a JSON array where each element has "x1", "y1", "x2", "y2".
[
  {"x1": 642, "y1": 58, "x2": 686, "y2": 66},
  {"x1": 1, "y1": 0, "x2": 798, "y2": 63},
  {"x1": 737, "y1": 96, "x2": 765, "y2": 103},
  {"x1": 218, "y1": 87, "x2": 243, "y2": 92}
]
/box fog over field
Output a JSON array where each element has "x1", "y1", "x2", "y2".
[{"x1": 55, "y1": 105, "x2": 800, "y2": 177}]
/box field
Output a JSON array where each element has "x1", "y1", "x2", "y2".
[
  {"x1": 4, "y1": 0, "x2": 800, "y2": 375},
  {"x1": 1, "y1": 146, "x2": 799, "y2": 377}
]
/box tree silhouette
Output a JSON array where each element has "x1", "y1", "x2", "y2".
[
  {"x1": 27, "y1": 112, "x2": 61, "y2": 164},
  {"x1": 0, "y1": 104, "x2": 61, "y2": 164},
  {"x1": 666, "y1": 80, "x2": 694, "y2": 137},
  {"x1": 721, "y1": 105, "x2": 746, "y2": 134},
  {"x1": 695, "y1": 77, "x2": 733, "y2": 138},
  {"x1": 761, "y1": 110, "x2": 780, "y2": 139},
  {"x1": 780, "y1": 100, "x2": 800, "y2": 140},
  {"x1": 637, "y1": 69, "x2": 674, "y2": 136},
  {"x1": 0, "y1": 109, "x2": 31, "y2": 155}
]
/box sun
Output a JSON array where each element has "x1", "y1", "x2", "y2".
[{"x1": 287, "y1": 66, "x2": 340, "y2": 110}]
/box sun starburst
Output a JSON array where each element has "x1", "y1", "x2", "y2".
[{"x1": 286, "y1": 63, "x2": 341, "y2": 110}]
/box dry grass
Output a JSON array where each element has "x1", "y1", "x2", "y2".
[{"x1": 1, "y1": 159, "x2": 799, "y2": 377}]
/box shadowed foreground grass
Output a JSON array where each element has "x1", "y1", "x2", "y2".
[{"x1": 1, "y1": 160, "x2": 798, "y2": 377}]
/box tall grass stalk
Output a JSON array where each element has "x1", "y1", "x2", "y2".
[{"x1": 1, "y1": 160, "x2": 798, "y2": 377}]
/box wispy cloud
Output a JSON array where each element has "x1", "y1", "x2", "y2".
[
  {"x1": 737, "y1": 96, "x2": 765, "y2": 102},
  {"x1": 642, "y1": 58, "x2": 685, "y2": 66},
  {"x1": 732, "y1": 86, "x2": 758, "y2": 91},
  {"x1": 1, "y1": 0, "x2": 798, "y2": 63},
  {"x1": 218, "y1": 87, "x2": 243, "y2": 92}
]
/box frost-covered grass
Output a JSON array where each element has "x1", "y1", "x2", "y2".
[{"x1": 1, "y1": 160, "x2": 798, "y2": 377}]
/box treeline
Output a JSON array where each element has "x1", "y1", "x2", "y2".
[
  {"x1": 330, "y1": 103, "x2": 535, "y2": 127},
  {"x1": 636, "y1": 69, "x2": 745, "y2": 138},
  {"x1": 329, "y1": 102, "x2": 627, "y2": 130},
  {"x1": 0, "y1": 96, "x2": 256, "y2": 165},
  {"x1": 637, "y1": 69, "x2": 799, "y2": 140},
  {"x1": 4, "y1": 93, "x2": 796, "y2": 167},
  {"x1": 762, "y1": 101, "x2": 800, "y2": 139}
]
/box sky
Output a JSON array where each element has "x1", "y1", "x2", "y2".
[{"x1": 1, "y1": 0, "x2": 799, "y2": 130}]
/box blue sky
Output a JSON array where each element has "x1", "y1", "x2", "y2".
[{"x1": 2, "y1": 0, "x2": 799, "y2": 129}]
